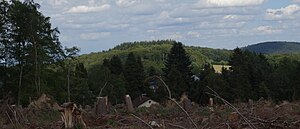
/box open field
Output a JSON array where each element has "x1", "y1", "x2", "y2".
[{"x1": 212, "y1": 65, "x2": 231, "y2": 73}]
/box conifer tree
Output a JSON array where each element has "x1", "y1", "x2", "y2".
[
  {"x1": 72, "y1": 62, "x2": 93, "y2": 105},
  {"x1": 124, "y1": 52, "x2": 145, "y2": 98},
  {"x1": 109, "y1": 55, "x2": 123, "y2": 75},
  {"x1": 163, "y1": 42, "x2": 193, "y2": 99},
  {"x1": 228, "y1": 48, "x2": 271, "y2": 101}
]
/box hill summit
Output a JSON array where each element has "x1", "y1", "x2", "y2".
[{"x1": 243, "y1": 41, "x2": 300, "y2": 54}]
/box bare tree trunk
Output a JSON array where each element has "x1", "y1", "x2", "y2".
[
  {"x1": 32, "y1": 36, "x2": 39, "y2": 97},
  {"x1": 17, "y1": 65, "x2": 23, "y2": 106},
  {"x1": 38, "y1": 63, "x2": 41, "y2": 96},
  {"x1": 67, "y1": 66, "x2": 71, "y2": 102},
  {"x1": 30, "y1": 22, "x2": 40, "y2": 97}
]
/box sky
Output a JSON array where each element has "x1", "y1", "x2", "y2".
[{"x1": 34, "y1": 0, "x2": 300, "y2": 54}]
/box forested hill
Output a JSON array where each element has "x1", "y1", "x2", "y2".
[
  {"x1": 243, "y1": 41, "x2": 300, "y2": 54},
  {"x1": 77, "y1": 40, "x2": 231, "y2": 72}
]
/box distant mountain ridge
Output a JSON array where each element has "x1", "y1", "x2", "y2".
[{"x1": 243, "y1": 41, "x2": 300, "y2": 54}]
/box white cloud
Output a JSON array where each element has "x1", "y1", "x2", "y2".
[
  {"x1": 35, "y1": 0, "x2": 300, "y2": 53},
  {"x1": 293, "y1": 0, "x2": 300, "y2": 3},
  {"x1": 48, "y1": 0, "x2": 68, "y2": 6},
  {"x1": 266, "y1": 4, "x2": 300, "y2": 20},
  {"x1": 199, "y1": 0, "x2": 265, "y2": 7},
  {"x1": 254, "y1": 26, "x2": 282, "y2": 34},
  {"x1": 221, "y1": 15, "x2": 254, "y2": 22},
  {"x1": 116, "y1": 0, "x2": 140, "y2": 7},
  {"x1": 164, "y1": 32, "x2": 183, "y2": 40},
  {"x1": 159, "y1": 11, "x2": 170, "y2": 20},
  {"x1": 80, "y1": 32, "x2": 111, "y2": 40},
  {"x1": 223, "y1": 15, "x2": 238, "y2": 20},
  {"x1": 196, "y1": 21, "x2": 246, "y2": 29},
  {"x1": 187, "y1": 31, "x2": 201, "y2": 38},
  {"x1": 67, "y1": 4, "x2": 110, "y2": 13},
  {"x1": 147, "y1": 29, "x2": 158, "y2": 33}
]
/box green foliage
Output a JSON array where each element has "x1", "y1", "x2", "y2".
[
  {"x1": 163, "y1": 42, "x2": 193, "y2": 99},
  {"x1": 0, "y1": 0, "x2": 65, "y2": 105},
  {"x1": 124, "y1": 52, "x2": 145, "y2": 98},
  {"x1": 227, "y1": 48, "x2": 271, "y2": 101},
  {"x1": 88, "y1": 58, "x2": 126, "y2": 105},
  {"x1": 77, "y1": 40, "x2": 231, "y2": 75},
  {"x1": 267, "y1": 57, "x2": 299, "y2": 101},
  {"x1": 71, "y1": 62, "x2": 94, "y2": 105},
  {"x1": 244, "y1": 41, "x2": 300, "y2": 54},
  {"x1": 109, "y1": 55, "x2": 123, "y2": 75},
  {"x1": 3, "y1": 1, "x2": 300, "y2": 106}
]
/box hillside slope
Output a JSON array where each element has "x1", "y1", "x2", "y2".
[
  {"x1": 243, "y1": 41, "x2": 300, "y2": 54},
  {"x1": 77, "y1": 40, "x2": 232, "y2": 73}
]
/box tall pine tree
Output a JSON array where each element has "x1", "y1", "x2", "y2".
[
  {"x1": 124, "y1": 52, "x2": 145, "y2": 98},
  {"x1": 163, "y1": 42, "x2": 193, "y2": 99},
  {"x1": 228, "y1": 48, "x2": 271, "y2": 101},
  {"x1": 109, "y1": 55, "x2": 123, "y2": 75}
]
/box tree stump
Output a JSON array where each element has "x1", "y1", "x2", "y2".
[
  {"x1": 59, "y1": 102, "x2": 86, "y2": 129},
  {"x1": 95, "y1": 96, "x2": 108, "y2": 116},
  {"x1": 183, "y1": 97, "x2": 192, "y2": 111},
  {"x1": 209, "y1": 98, "x2": 214, "y2": 107},
  {"x1": 124, "y1": 95, "x2": 134, "y2": 112}
]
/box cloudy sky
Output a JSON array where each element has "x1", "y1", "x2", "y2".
[{"x1": 35, "y1": 0, "x2": 300, "y2": 54}]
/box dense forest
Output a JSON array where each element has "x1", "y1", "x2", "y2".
[
  {"x1": 2, "y1": 0, "x2": 300, "y2": 108},
  {"x1": 243, "y1": 41, "x2": 300, "y2": 54}
]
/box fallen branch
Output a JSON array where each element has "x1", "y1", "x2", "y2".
[
  {"x1": 202, "y1": 122, "x2": 209, "y2": 129},
  {"x1": 249, "y1": 116, "x2": 278, "y2": 123},
  {"x1": 98, "y1": 82, "x2": 108, "y2": 97},
  {"x1": 130, "y1": 114, "x2": 153, "y2": 129},
  {"x1": 225, "y1": 122, "x2": 232, "y2": 129},
  {"x1": 168, "y1": 97, "x2": 198, "y2": 129},
  {"x1": 206, "y1": 86, "x2": 257, "y2": 129},
  {"x1": 144, "y1": 76, "x2": 172, "y2": 98},
  {"x1": 6, "y1": 105, "x2": 22, "y2": 128},
  {"x1": 292, "y1": 119, "x2": 300, "y2": 124},
  {"x1": 167, "y1": 123, "x2": 187, "y2": 129},
  {"x1": 5, "y1": 111, "x2": 18, "y2": 129}
]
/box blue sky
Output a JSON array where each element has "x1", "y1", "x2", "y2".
[{"x1": 35, "y1": 0, "x2": 300, "y2": 54}]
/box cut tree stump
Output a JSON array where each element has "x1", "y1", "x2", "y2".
[
  {"x1": 95, "y1": 96, "x2": 108, "y2": 116},
  {"x1": 124, "y1": 95, "x2": 134, "y2": 112},
  {"x1": 209, "y1": 98, "x2": 214, "y2": 107},
  {"x1": 180, "y1": 93, "x2": 191, "y2": 111},
  {"x1": 59, "y1": 102, "x2": 86, "y2": 129},
  {"x1": 183, "y1": 97, "x2": 192, "y2": 111}
]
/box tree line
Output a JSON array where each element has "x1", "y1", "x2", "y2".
[
  {"x1": 0, "y1": 0, "x2": 89, "y2": 105},
  {"x1": 2, "y1": 0, "x2": 300, "y2": 107},
  {"x1": 89, "y1": 41, "x2": 300, "y2": 105}
]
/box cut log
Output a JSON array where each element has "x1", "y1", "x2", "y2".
[{"x1": 124, "y1": 95, "x2": 134, "y2": 112}]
